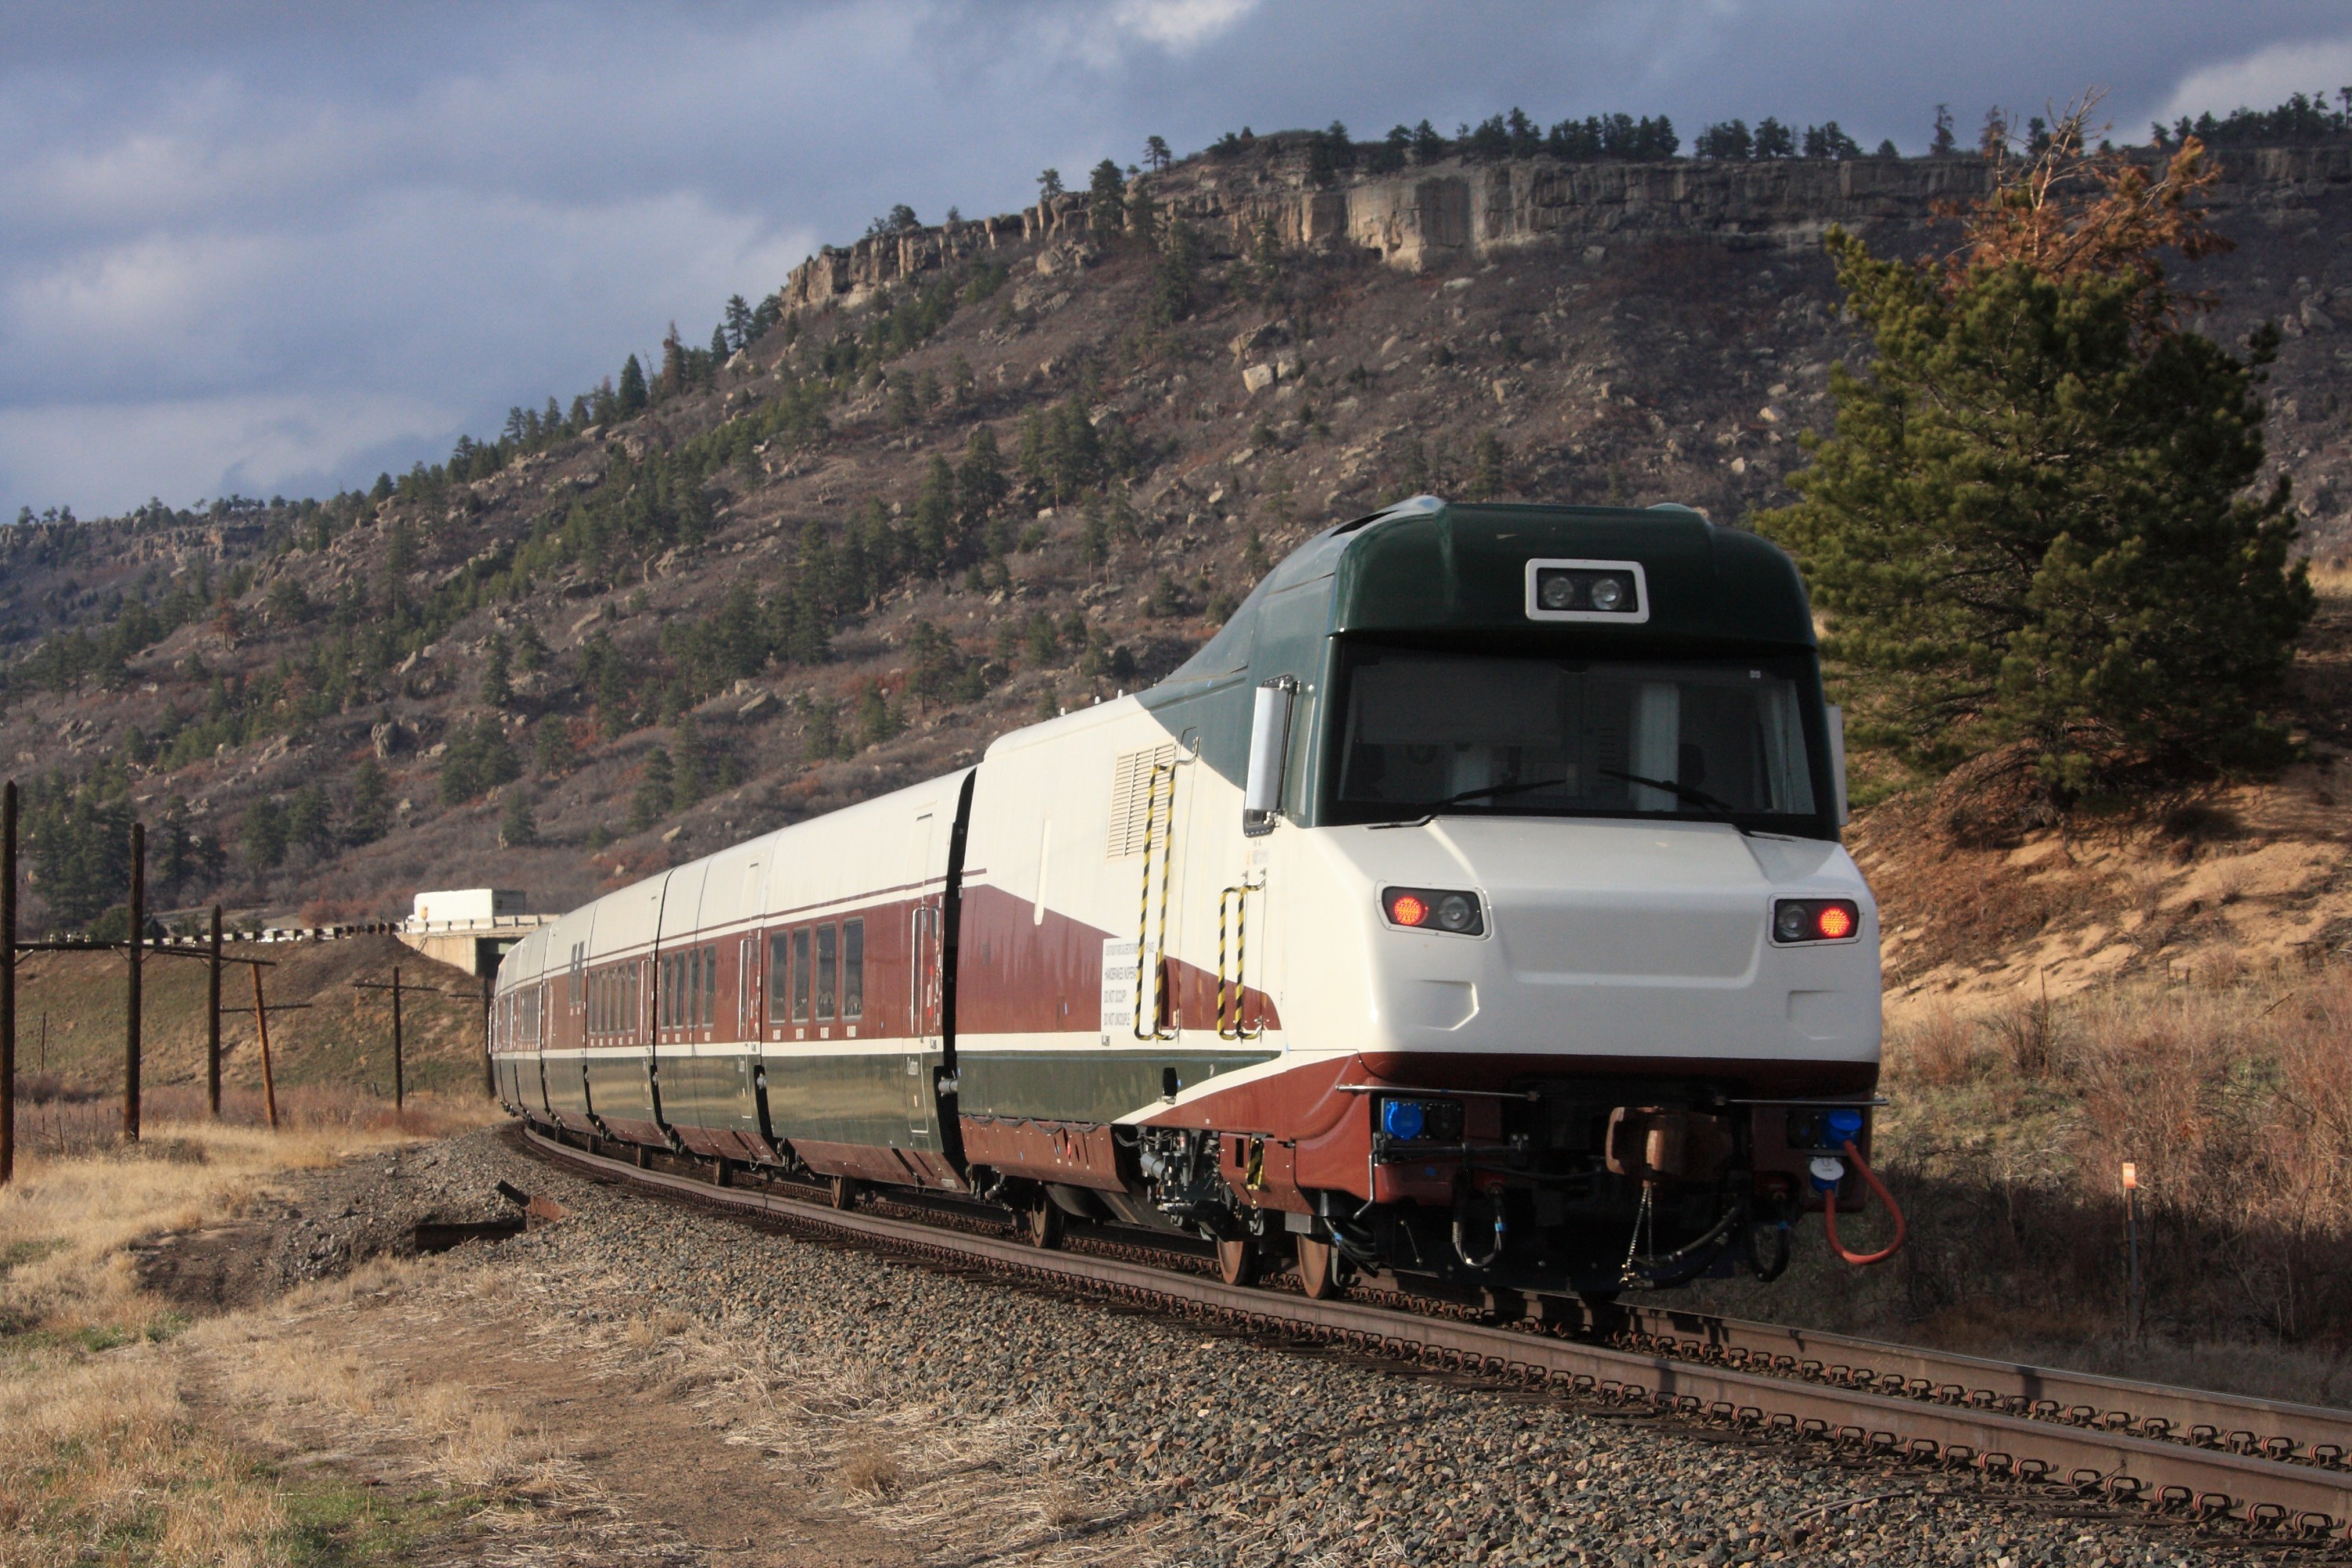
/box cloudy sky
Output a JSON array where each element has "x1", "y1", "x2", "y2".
[{"x1": 5, "y1": 0, "x2": 2349, "y2": 519}]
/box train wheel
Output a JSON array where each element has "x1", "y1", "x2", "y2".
[
  {"x1": 829, "y1": 1175, "x2": 861, "y2": 1210},
  {"x1": 1296, "y1": 1235, "x2": 1345, "y2": 1300},
  {"x1": 1216, "y1": 1236, "x2": 1260, "y2": 1288},
  {"x1": 1025, "y1": 1198, "x2": 1065, "y2": 1249}
]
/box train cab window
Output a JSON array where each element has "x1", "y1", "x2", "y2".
[
  {"x1": 1330, "y1": 643, "x2": 1824, "y2": 832},
  {"x1": 767, "y1": 933, "x2": 791, "y2": 1025},
  {"x1": 815, "y1": 924, "x2": 838, "y2": 1021},
  {"x1": 791, "y1": 929, "x2": 811, "y2": 1022},
  {"x1": 841, "y1": 919, "x2": 864, "y2": 1021}
]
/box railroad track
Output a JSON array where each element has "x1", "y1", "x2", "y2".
[{"x1": 518, "y1": 1123, "x2": 2352, "y2": 1543}]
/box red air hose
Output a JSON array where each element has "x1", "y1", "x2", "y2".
[{"x1": 1823, "y1": 1139, "x2": 1906, "y2": 1266}]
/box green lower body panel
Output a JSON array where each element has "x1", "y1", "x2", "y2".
[
  {"x1": 760, "y1": 1048, "x2": 942, "y2": 1153},
  {"x1": 657, "y1": 1051, "x2": 771, "y2": 1159},
  {"x1": 543, "y1": 1053, "x2": 596, "y2": 1127},
  {"x1": 583, "y1": 1054, "x2": 662, "y2": 1141},
  {"x1": 959, "y1": 1048, "x2": 1278, "y2": 1125}
]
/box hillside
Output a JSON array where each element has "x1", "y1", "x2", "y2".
[
  {"x1": 12, "y1": 935, "x2": 486, "y2": 1112},
  {"x1": 3, "y1": 134, "x2": 2350, "y2": 938}
]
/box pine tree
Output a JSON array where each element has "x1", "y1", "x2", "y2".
[
  {"x1": 285, "y1": 784, "x2": 334, "y2": 859},
  {"x1": 345, "y1": 758, "x2": 389, "y2": 845},
  {"x1": 724, "y1": 293, "x2": 754, "y2": 350},
  {"x1": 480, "y1": 630, "x2": 511, "y2": 707},
  {"x1": 956, "y1": 427, "x2": 1007, "y2": 547},
  {"x1": 533, "y1": 717, "x2": 574, "y2": 776},
  {"x1": 1471, "y1": 432, "x2": 1508, "y2": 499},
  {"x1": 710, "y1": 324, "x2": 731, "y2": 360},
  {"x1": 1753, "y1": 118, "x2": 1795, "y2": 159},
  {"x1": 1087, "y1": 158, "x2": 1127, "y2": 246},
  {"x1": 616, "y1": 355, "x2": 648, "y2": 415},
  {"x1": 1410, "y1": 120, "x2": 1446, "y2": 163},
  {"x1": 1036, "y1": 168, "x2": 1063, "y2": 202},
  {"x1": 1759, "y1": 122, "x2": 2310, "y2": 791},
  {"x1": 1144, "y1": 134, "x2": 1172, "y2": 172},
  {"x1": 672, "y1": 716, "x2": 707, "y2": 809},
  {"x1": 499, "y1": 789, "x2": 537, "y2": 848},
  {"x1": 243, "y1": 798, "x2": 288, "y2": 869},
  {"x1": 630, "y1": 747, "x2": 673, "y2": 833},
  {"x1": 1930, "y1": 103, "x2": 1957, "y2": 157},
  {"x1": 1151, "y1": 219, "x2": 1203, "y2": 325}
]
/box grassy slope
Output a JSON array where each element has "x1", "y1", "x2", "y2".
[{"x1": 13, "y1": 935, "x2": 486, "y2": 1105}]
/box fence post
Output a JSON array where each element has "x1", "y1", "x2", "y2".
[
  {"x1": 124, "y1": 820, "x2": 143, "y2": 1143},
  {"x1": 252, "y1": 964, "x2": 279, "y2": 1131},
  {"x1": 390, "y1": 967, "x2": 404, "y2": 1112},
  {"x1": 1, "y1": 780, "x2": 16, "y2": 1187},
  {"x1": 207, "y1": 906, "x2": 223, "y2": 1118}
]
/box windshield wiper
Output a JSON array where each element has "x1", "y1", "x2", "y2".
[
  {"x1": 1370, "y1": 776, "x2": 1572, "y2": 828},
  {"x1": 1599, "y1": 766, "x2": 1737, "y2": 814}
]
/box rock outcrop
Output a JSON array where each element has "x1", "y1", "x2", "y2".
[{"x1": 784, "y1": 145, "x2": 2352, "y2": 310}]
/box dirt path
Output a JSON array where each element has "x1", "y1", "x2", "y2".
[{"x1": 178, "y1": 1260, "x2": 930, "y2": 1567}]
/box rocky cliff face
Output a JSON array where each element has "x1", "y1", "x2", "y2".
[{"x1": 786, "y1": 145, "x2": 2352, "y2": 305}]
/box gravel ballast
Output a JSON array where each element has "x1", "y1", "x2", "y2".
[{"x1": 272, "y1": 1126, "x2": 2280, "y2": 1566}]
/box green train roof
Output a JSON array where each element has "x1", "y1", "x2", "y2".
[
  {"x1": 1149, "y1": 496, "x2": 1820, "y2": 793},
  {"x1": 1172, "y1": 496, "x2": 1814, "y2": 682}
]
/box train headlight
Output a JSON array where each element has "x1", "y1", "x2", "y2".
[
  {"x1": 1772, "y1": 898, "x2": 1862, "y2": 945},
  {"x1": 1538, "y1": 573, "x2": 1577, "y2": 610},
  {"x1": 1588, "y1": 576, "x2": 1624, "y2": 611},
  {"x1": 1383, "y1": 887, "x2": 1485, "y2": 935}
]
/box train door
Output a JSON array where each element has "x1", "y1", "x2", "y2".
[{"x1": 906, "y1": 808, "x2": 940, "y2": 1145}]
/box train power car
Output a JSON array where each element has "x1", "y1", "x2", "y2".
[{"x1": 490, "y1": 497, "x2": 1889, "y2": 1301}]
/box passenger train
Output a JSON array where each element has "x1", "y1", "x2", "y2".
[{"x1": 491, "y1": 496, "x2": 1891, "y2": 1300}]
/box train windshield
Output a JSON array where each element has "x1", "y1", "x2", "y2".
[{"x1": 1329, "y1": 644, "x2": 1823, "y2": 829}]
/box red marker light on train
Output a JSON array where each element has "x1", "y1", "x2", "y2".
[
  {"x1": 1772, "y1": 898, "x2": 1861, "y2": 945},
  {"x1": 1382, "y1": 887, "x2": 1484, "y2": 935}
]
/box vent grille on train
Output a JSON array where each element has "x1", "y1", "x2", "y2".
[{"x1": 1106, "y1": 743, "x2": 1178, "y2": 857}]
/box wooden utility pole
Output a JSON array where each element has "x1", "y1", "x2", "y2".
[
  {"x1": 206, "y1": 906, "x2": 223, "y2": 1117},
  {"x1": 390, "y1": 967, "x2": 405, "y2": 1112},
  {"x1": 2, "y1": 780, "x2": 16, "y2": 1188},
  {"x1": 251, "y1": 964, "x2": 279, "y2": 1131},
  {"x1": 124, "y1": 820, "x2": 142, "y2": 1143}
]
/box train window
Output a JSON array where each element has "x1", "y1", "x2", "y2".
[
  {"x1": 791, "y1": 929, "x2": 811, "y2": 1021},
  {"x1": 702, "y1": 944, "x2": 719, "y2": 1029},
  {"x1": 1329, "y1": 643, "x2": 1824, "y2": 831},
  {"x1": 815, "y1": 924, "x2": 837, "y2": 1021},
  {"x1": 767, "y1": 933, "x2": 791, "y2": 1025},
  {"x1": 841, "y1": 919, "x2": 864, "y2": 1020}
]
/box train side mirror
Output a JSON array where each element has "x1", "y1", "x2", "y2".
[
  {"x1": 1827, "y1": 705, "x2": 1849, "y2": 826},
  {"x1": 1243, "y1": 677, "x2": 1297, "y2": 837}
]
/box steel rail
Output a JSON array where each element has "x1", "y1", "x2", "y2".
[
  {"x1": 1617, "y1": 1305, "x2": 2352, "y2": 1470},
  {"x1": 519, "y1": 1126, "x2": 2352, "y2": 1539}
]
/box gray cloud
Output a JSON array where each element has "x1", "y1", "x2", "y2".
[{"x1": 4, "y1": 0, "x2": 2346, "y2": 514}]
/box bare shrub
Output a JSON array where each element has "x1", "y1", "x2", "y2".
[
  {"x1": 838, "y1": 1440, "x2": 903, "y2": 1499},
  {"x1": 1986, "y1": 987, "x2": 2061, "y2": 1079},
  {"x1": 1891, "y1": 1003, "x2": 1976, "y2": 1087}
]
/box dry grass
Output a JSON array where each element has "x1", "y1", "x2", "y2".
[
  {"x1": 1685, "y1": 963, "x2": 2352, "y2": 1393},
  {"x1": 0, "y1": 1111, "x2": 477, "y2": 1338},
  {"x1": 0, "y1": 1104, "x2": 495, "y2": 1564}
]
